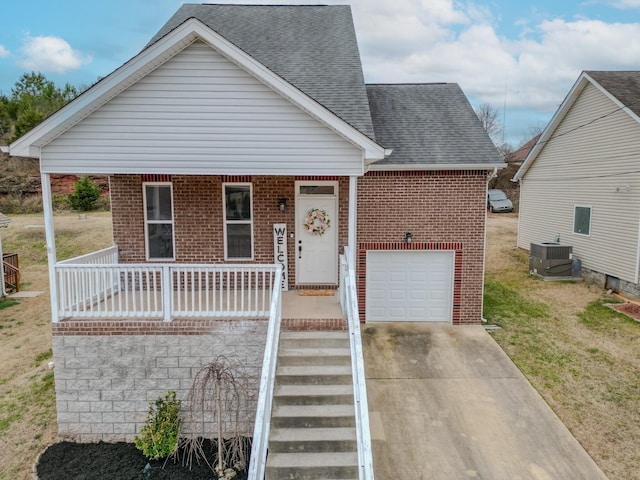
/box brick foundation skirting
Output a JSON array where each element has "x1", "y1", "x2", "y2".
[
  {"x1": 52, "y1": 317, "x2": 346, "y2": 335},
  {"x1": 51, "y1": 319, "x2": 268, "y2": 336}
]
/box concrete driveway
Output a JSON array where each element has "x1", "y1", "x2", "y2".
[{"x1": 362, "y1": 323, "x2": 608, "y2": 480}]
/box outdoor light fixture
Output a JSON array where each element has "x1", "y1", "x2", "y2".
[
  {"x1": 405, "y1": 232, "x2": 413, "y2": 244},
  {"x1": 279, "y1": 198, "x2": 287, "y2": 212}
]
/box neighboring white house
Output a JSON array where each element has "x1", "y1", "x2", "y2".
[{"x1": 513, "y1": 71, "x2": 640, "y2": 298}]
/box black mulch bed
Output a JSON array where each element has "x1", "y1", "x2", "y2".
[{"x1": 36, "y1": 439, "x2": 249, "y2": 480}]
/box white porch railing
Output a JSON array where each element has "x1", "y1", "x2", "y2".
[
  {"x1": 54, "y1": 247, "x2": 280, "y2": 321},
  {"x1": 247, "y1": 265, "x2": 283, "y2": 480},
  {"x1": 341, "y1": 246, "x2": 375, "y2": 480}
]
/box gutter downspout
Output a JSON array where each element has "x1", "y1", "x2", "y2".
[
  {"x1": 348, "y1": 176, "x2": 357, "y2": 270},
  {"x1": 481, "y1": 168, "x2": 497, "y2": 323}
]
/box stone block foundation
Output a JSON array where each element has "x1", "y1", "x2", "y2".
[{"x1": 52, "y1": 319, "x2": 268, "y2": 442}]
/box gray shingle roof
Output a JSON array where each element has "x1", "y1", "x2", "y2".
[
  {"x1": 366, "y1": 84, "x2": 504, "y2": 166},
  {"x1": 585, "y1": 71, "x2": 640, "y2": 118},
  {"x1": 147, "y1": 4, "x2": 375, "y2": 139}
]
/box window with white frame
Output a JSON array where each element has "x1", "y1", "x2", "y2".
[
  {"x1": 223, "y1": 183, "x2": 253, "y2": 260},
  {"x1": 574, "y1": 205, "x2": 591, "y2": 236},
  {"x1": 144, "y1": 183, "x2": 175, "y2": 260}
]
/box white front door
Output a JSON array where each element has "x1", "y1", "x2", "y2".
[{"x1": 295, "y1": 182, "x2": 338, "y2": 285}]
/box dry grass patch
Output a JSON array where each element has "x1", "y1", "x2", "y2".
[
  {"x1": 484, "y1": 213, "x2": 640, "y2": 480},
  {"x1": 0, "y1": 212, "x2": 112, "y2": 480}
]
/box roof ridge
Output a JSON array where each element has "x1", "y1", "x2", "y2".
[{"x1": 367, "y1": 82, "x2": 449, "y2": 86}]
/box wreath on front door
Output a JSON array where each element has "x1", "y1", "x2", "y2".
[{"x1": 304, "y1": 208, "x2": 331, "y2": 236}]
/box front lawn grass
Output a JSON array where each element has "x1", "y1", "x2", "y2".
[{"x1": 484, "y1": 215, "x2": 640, "y2": 480}]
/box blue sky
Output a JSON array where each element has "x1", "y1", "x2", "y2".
[{"x1": 1, "y1": 0, "x2": 640, "y2": 146}]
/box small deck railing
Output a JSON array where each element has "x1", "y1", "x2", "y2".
[
  {"x1": 341, "y1": 246, "x2": 375, "y2": 480},
  {"x1": 3, "y1": 252, "x2": 20, "y2": 293},
  {"x1": 55, "y1": 246, "x2": 280, "y2": 321}
]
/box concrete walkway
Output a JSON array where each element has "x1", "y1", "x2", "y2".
[{"x1": 362, "y1": 323, "x2": 608, "y2": 480}]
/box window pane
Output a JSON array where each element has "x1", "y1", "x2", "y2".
[
  {"x1": 146, "y1": 185, "x2": 172, "y2": 221},
  {"x1": 227, "y1": 224, "x2": 252, "y2": 258},
  {"x1": 148, "y1": 223, "x2": 174, "y2": 258},
  {"x1": 225, "y1": 186, "x2": 251, "y2": 220},
  {"x1": 574, "y1": 207, "x2": 591, "y2": 235},
  {"x1": 300, "y1": 185, "x2": 335, "y2": 195}
]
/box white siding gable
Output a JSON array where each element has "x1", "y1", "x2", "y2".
[
  {"x1": 518, "y1": 83, "x2": 640, "y2": 283},
  {"x1": 41, "y1": 41, "x2": 363, "y2": 175}
]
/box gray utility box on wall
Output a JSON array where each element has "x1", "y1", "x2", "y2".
[{"x1": 529, "y1": 242, "x2": 573, "y2": 278}]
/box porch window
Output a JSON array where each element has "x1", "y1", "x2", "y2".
[
  {"x1": 144, "y1": 183, "x2": 175, "y2": 260},
  {"x1": 223, "y1": 183, "x2": 253, "y2": 260},
  {"x1": 573, "y1": 205, "x2": 591, "y2": 236}
]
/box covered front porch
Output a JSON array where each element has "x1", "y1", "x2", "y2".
[{"x1": 43, "y1": 173, "x2": 360, "y2": 324}]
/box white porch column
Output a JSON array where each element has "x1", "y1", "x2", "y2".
[
  {"x1": 348, "y1": 175, "x2": 357, "y2": 268},
  {"x1": 41, "y1": 173, "x2": 59, "y2": 323}
]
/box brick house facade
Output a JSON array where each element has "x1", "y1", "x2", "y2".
[{"x1": 8, "y1": 5, "x2": 504, "y2": 442}]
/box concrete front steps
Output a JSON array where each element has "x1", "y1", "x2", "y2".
[{"x1": 266, "y1": 330, "x2": 358, "y2": 480}]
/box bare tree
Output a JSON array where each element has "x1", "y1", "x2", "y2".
[
  {"x1": 475, "y1": 103, "x2": 503, "y2": 146},
  {"x1": 178, "y1": 356, "x2": 251, "y2": 479}
]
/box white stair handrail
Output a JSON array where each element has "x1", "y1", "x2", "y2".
[
  {"x1": 342, "y1": 247, "x2": 375, "y2": 480},
  {"x1": 248, "y1": 265, "x2": 283, "y2": 480}
]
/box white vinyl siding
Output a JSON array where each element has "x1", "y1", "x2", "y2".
[
  {"x1": 518, "y1": 83, "x2": 640, "y2": 283},
  {"x1": 40, "y1": 41, "x2": 363, "y2": 175}
]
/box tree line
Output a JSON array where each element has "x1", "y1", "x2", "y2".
[{"x1": 0, "y1": 72, "x2": 81, "y2": 144}]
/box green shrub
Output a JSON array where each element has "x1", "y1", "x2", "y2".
[
  {"x1": 68, "y1": 176, "x2": 101, "y2": 212},
  {"x1": 134, "y1": 391, "x2": 182, "y2": 460}
]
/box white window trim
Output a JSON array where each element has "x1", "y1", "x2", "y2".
[
  {"x1": 223, "y1": 182, "x2": 254, "y2": 261},
  {"x1": 143, "y1": 182, "x2": 176, "y2": 261},
  {"x1": 573, "y1": 205, "x2": 592, "y2": 237},
  {"x1": 295, "y1": 180, "x2": 339, "y2": 197}
]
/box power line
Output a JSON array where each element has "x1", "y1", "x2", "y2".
[{"x1": 534, "y1": 95, "x2": 640, "y2": 148}]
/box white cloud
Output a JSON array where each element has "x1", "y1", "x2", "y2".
[
  {"x1": 18, "y1": 35, "x2": 91, "y2": 73},
  {"x1": 0, "y1": 45, "x2": 9, "y2": 58},
  {"x1": 607, "y1": 0, "x2": 640, "y2": 8},
  {"x1": 342, "y1": 2, "x2": 640, "y2": 113}
]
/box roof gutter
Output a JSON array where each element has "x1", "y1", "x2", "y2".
[
  {"x1": 0, "y1": 146, "x2": 8, "y2": 154},
  {"x1": 366, "y1": 162, "x2": 506, "y2": 172}
]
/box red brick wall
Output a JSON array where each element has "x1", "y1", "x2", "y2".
[
  {"x1": 110, "y1": 175, "x2": 349, "y2": 289},
  {"x1": 356, "y1": 170, "x2": 488, "y2": 324},
  {"x1": 110, "y1": 175, "x2": 145, "y2": 262},
  {"x1": 111, "y1": 172, "x2": 488, "y2": 323}
]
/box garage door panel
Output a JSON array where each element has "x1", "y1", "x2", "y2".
[
  {"x1": 409, "y1": 290, "x2": 427, "y2": 300},
  {"x1": 410, "y1": 271, "x2": 427, "y2": 282},
  {"x1": 389, "y1": 289, "x2": 407, "y2": 300},
  {"x1": 366, "y1": 250, "x2": 453, "y2": 323},
  {"x1": 369, "y1": 271, "x2": 387, "y2": 281},
  {"x1": 389, "y1": 271, "x2": 407, "y2": 282}
]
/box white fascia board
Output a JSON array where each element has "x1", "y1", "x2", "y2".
[
  {"x1": 9, "y1": 18, "x2": 386, "y2": 162},
  {"x1": 0, "y1": 146, "x2": 8, "y2": 153},
  {"x1": 513, "y1": 73, "x2": 590, "y2": 182},
  {"x1": 367, "y1": 162, "x2": 505, "y2": 172}
]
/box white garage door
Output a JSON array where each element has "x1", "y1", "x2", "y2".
[{"x1": 366, "y1": 250, "x2": 454, "y2": 322}]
